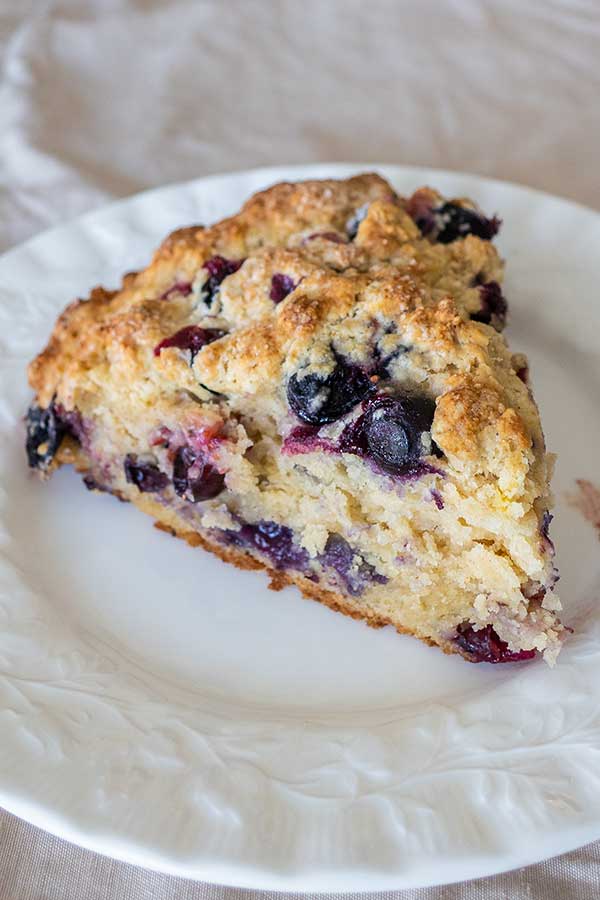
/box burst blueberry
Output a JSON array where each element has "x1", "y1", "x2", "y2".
[
  {"x1": 201, "y1": 255, "x2": 245, "y2": 306},
  {"x1": 25, "y1": 401, "x2": 66, "y2": 471},
  {"x1": 269, "y1": 273, "x2": 297, "y2": 304},
  {"x1": 412, "y1": 201, "x2": 500, "y2": 243},
  {"x1": 124, "y1": 455, "x2": 169, "y2": 493},
  {"x1": 320, "y1": 534, "x2": 387, "y2": 596},
  {"x1": 224, "y1": 520, "x2": 310, "y2": 571},
  {"x1": 454, "y1": 623, "x2": 536, "y2": 663},
  {"x1": 287, "y1": 358, "x2": 374, "y2": 426},
  {"x1": 172, "y1": 446, "x2": 225, "y2": 502},
  {"x1": 435, "y1": 203, "x2": 500, "y2": 243}
]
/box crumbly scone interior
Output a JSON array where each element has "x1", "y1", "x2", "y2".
[{"x1": 27, "y1": 174, "x2": 563, "y2": 663}]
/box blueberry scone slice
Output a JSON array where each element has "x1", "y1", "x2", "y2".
[{"x1": 26, "y1": 173, "x2": 563, "y2": 663}]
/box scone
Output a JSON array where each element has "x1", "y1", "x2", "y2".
[{"x1": 26, "y1": 173, "x2": 563, "y2": 664}]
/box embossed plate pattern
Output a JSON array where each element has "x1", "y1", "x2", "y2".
[{"x1": 0, "y1": 165, "x2": 599, "y2": 891}]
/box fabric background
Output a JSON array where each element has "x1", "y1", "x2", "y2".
[{"x1": 1, "y1": 0, "x2": 599, "y2": 896}]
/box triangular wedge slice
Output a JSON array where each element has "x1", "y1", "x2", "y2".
[{"x1": 27, "y1": 173, "x2": 563, "y2": 663}]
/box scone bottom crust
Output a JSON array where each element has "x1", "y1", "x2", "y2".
[{"x1": 25, "y1": 173, "x2": 564, "y2": 665}]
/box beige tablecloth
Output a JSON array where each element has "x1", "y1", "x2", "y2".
[{"x1": 1, "y1": 1, "x2": 600, "y2": 897}]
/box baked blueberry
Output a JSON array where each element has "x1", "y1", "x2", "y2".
[
  {"x1": 124, "y1": 455, "x2": 169, "y2": 493},
  {"x1": 201, "y1": 255, "x2": 245, "y2": 306},
  {"x1": 413, "y1": 201, "x2": 500, "y2": 243},
  {"x1": 172, "y1": 446, "x2": 225, "y2": 502},
  {"x1": 435, "y1": 203, "x2": 500, "y2": 243},
  {"x1": 287, "y1": 358, "x2": 374, "y2": 426},
  {"x1": 225, "y1": 520, "x2": 310, "y2": 571},
  {"x1": 454, "y1": 623, "x2": 536, "y2": 663},
  {"x1": 340, "y1": 395, "x2": 439, "y2": 475},
  {"x1": 25, "y1": 402, "x2": 66, "y2": 471},
  {"x1": 270, "y1": 273, "x2": 297, "y2": 303},
  {"x1": 320, "y1": 534, "x2": 387, "y2": 596}
]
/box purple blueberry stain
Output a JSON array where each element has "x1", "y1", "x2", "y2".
[
  {"x1": 269, "y1": 273, "x2": 297, "y2": 304},
  {"x1": 54, "y1": 406, "x2": 87, "y2": 445},
  {"x1": 154, "y1": 325, "x2": 226, "y2": 362},
  {"x1": 319, "y1": 534, "x2": 387, "y2": 596},
  {"x1": 124, "y1": 455, "x2": 169, "y2": 493},
  {"x1": 201, "y1": 255, "x2": 245, "y2": 306},
  {"x1": 287, "y1": 357, "x2": 375, "y2": 426},
  {"x1": 281, "y1": 425, "x2": 337, "y2": 456},
  {"x1": 454, "y1": 623, "x2": 536, "y2": 663},
  {"x1": 160, "y1": 281, "x2": 193, "y2": 301},
  {"x1": 541, "y1": 510, "x2": 555, "y2": 556},
  {"x1": 471, "y1": 280, "x2": 508, "y2": 328},
  {"x1": 172, "y1": 445, "x2": 225, "y2": 502},
  {"x1": 223, "y1": 520, "x2": 310, "y2": 572},
  {"x1": 431, "y1": 489, "x2": 444, "y2": 510}
]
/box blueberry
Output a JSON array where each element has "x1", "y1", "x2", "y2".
[
  {"x1": 413, "y1": 201, "x2": 500, "y2": 243},
  {"x1": 25, "y1": 401, "x2": 66, "y2": 471},
  {"x1": 434, "y1": 203, "x2": 500, "y2": 243},
  {"x1": 364, "y1": 402, "x2": 411, "y2": 471},
  {"x1": 154, "y1": 326, "x2": 226, "y2": 362},
  {"x1": 201, "y1": 255, "x2": 245, "y2": 306},
  {"x1": 454, "y1": 623, "x2": 536, "y2": 663},
  {"x1": 124, "y1": 455, "x2": 169, "y2": 493},
  {"x1": 287, "y1": 358, "x2": 374, "y2": 426},
  {"x1": 269, "y1": 273, "x2": 297, "y2": 304},
  {"x1": 340, "y1": 395, "x2": 440, "y2": 475},
  {"x1": 320, "y1": 534, "x2": 387, "y2": 596},
  {"x1": 471, "y1": 281, "x2": 507, "y2": 328},
  {"x1": 224, "y1": 520, "x2": 310, "y2": 571},
  {"x1": 172, "y1": 446, "x2": 225, "y2": 502}
]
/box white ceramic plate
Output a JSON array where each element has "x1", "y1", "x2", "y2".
[{"x1": 1, "y1": 164, "x2": 599, "y2": 892}]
